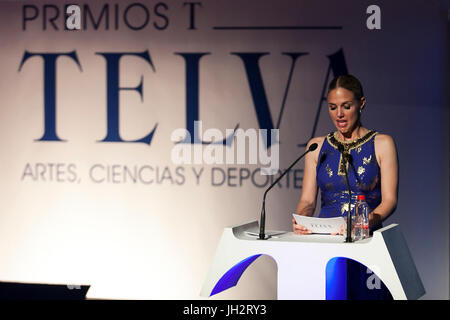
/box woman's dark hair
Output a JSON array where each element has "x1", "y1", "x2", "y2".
[{"x1": 328, "y1": 74, "x2": 364, "y2": 100}]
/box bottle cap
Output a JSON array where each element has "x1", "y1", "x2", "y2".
[{"x1": 357, "y1": 195, "x2": 366, "y2": 200}]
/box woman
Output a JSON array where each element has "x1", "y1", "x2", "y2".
[{"x1": 292, "y1": 74, "x2": 398, "y2": 299}]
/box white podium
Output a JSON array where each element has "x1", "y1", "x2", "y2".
[{"x1": 201, "y1": 221, "x2": 425, "y2": 300}]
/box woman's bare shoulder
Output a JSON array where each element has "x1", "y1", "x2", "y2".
[
  {"x1": 307, "y1": 136, "x2": 326, "y2": 147},
  {"x1": 306, "y1": 136, "x2": 327, "y2": 163},
  {"x1": 374, "y1": 133, "x2": 397, "y2": 164},
  {"x1": 307, "y1": 136, "x2": 327, "y2": 149},
  {"x1": 374, "y1": 133, "x2": 396, "y2": 148}
]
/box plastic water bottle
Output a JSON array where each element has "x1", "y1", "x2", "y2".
[
  {"x1": 356, "y1": 195, "x2": 370, "y2": 239},
  {"x1": 351, "y1": 203, "x2": 362, "y2": 242}
]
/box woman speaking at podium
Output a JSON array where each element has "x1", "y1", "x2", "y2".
[{"x1": 292, "y1": 74, "x2": 399, "y2": 299}]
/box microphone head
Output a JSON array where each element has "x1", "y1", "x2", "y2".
[{"x1": 308, "y1": 143, "x2": 318, "y2": 152}]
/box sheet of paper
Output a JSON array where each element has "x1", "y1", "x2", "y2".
[{"x1": 292, "y1": 214, "x2": 345, "y2": 234}]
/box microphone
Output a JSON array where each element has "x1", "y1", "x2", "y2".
[
  {"x1": 258, "y1": 142, "x2": 318, "y2": 240},
  {"x1": 337, "y1": 144, "x2": 353, "y2": 243}
]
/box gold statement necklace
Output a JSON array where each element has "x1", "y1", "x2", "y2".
[{"x1": 327, "y1": 127, "x2": 377, "y2": 176}]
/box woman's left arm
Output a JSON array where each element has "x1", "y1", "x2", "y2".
[{"x1": 370, "y1": 134, "x2": 399, "y2": 227}]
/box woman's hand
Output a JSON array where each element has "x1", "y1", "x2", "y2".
[{"x1": 292, "y1": 218, "x2": 312, "y2": 235}]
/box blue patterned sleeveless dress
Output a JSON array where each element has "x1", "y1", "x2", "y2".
[
  {"x1": 316, "y1": 130, "x2": 392, "y2": 300},
  {"x1": 316, "y1": 130, "x2": 381, "y2": 220}
]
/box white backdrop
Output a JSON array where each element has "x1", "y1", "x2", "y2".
[{"x1": 0, "y1": 0, "x2": 448, "y2": 299}]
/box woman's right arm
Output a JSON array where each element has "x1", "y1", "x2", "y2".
[{"x1": 292, "y1": 137, "x2": 322, "y2": 234}]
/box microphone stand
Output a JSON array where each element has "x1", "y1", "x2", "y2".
[
  {"x1": 340, "y1": 148, "x2": 353, "y2": 243},
  {"x1": 258, "y1": 143, "x2": 318, "y2": 240}
]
